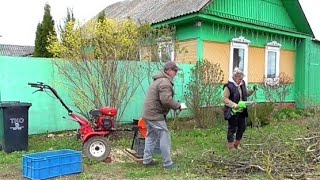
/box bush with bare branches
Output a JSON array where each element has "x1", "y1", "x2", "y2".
[
  {"x1": 260, "y1": 72, "x2": 293, "y2": 103},
  {"x1": 184, "y1": 60, "x2": 224, "y2": 128},
  {"x1": 247, "y1": 73, "x2": 294, "y2": 127},
  {"x1": 47, "y1": 18, "x2": 176, "y2": 122}
]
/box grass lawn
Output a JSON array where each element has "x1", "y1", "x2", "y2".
[{"x1": 0, "y1": 118, "x2": 312, "y2": 180}]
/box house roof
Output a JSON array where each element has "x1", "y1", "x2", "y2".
[
  {"x1": 100, "y1": 0, "x2": 211, "y2": 24},
  {"x1": 99, "y1": 0, "x2": 313, "y2": 37},
  {"x1": 0, "y1": 44, "x2": 34, "y2": 57},
  {"x1": 282, "y1": 0, "x2": 314, "y2": 36}
]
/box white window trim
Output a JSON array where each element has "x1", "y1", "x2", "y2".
[
  {"x1": 157, "y1": 37, "x2": 175, "y2": 62},
  {"x1": 229, "y1": 36, "x2": 250, "y2": 82},
  {"x1": 158, "y1": 41, "x2": 174, "y2": 62},
  {"x1": 264, "y1": 41, "x2": 282, "y2": 86}
]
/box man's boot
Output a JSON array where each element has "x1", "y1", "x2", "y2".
[
  {"x1": 227, "y1": 142, "x2": 234, "y2": 149},
  {"x1": 234, "y1": 140, "x2": 241, "y2": 149}
]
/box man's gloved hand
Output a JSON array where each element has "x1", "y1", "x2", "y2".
[
  {"x1": 180, "y1": 103, "x2": 187, "y2": 110},
  {"x1": 253, "y1": 85, "x2": 258, "y2": 91}
]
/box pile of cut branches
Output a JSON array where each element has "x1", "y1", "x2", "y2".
[{"x1": 196, "y1": 118, "x2": 320, "y2": 179}]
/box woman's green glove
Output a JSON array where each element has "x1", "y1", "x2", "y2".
[
  {"x1": 232, "y1": 101, "x2": 247, "y2": 113},
  {"x1": 238, "y1": 101, "x2": 246, "y2": 109}
]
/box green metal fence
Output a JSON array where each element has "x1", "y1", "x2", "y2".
[
  {"x1": 0, "y1": 55, "x2": 302, "y2": 134},
  {"x1": 0, "y1": 56, "x2": 193, "y2": 134}
]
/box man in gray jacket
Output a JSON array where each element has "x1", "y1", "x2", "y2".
[{"x1": 142, "y1": 61, "x2": 185, "y2": 169}]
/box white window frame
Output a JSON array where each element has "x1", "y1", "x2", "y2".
[
  {"x1": 229, "y1": 36, "x2": 250, "y2": 82},
  {"x1": 157, "y1": 37, "x2": 175, "y2": 62},
  {"x1": 138, "y1": 37, "x2": 175, "y2": 62},
  {"x1": 158, "y1": 40, "x2": 175, "y2": 62},
  {"x1": 264, "y1": 41, "x2": 281, "y2": 86}
]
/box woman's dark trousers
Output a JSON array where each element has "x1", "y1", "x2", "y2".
[{"x1": 227, "y1": 113, "x2": 246, "y2": 143}]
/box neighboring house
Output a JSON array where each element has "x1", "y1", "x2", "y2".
[
  {"x1": 99, "y1": 0, "x2": 320, "y2": 106},
  {"x1": 0, "y1": 44, "x2": 35, "y2": 57}
]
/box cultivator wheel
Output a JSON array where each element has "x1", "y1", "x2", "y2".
[{"x1": 83, "y1": 136, "x2": 111, "y2": 161}]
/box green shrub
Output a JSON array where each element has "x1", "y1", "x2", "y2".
[
  {"x1": 247, "y1": 102, "x2": 275, "y2": 127},
  {"x1": 273, "y1": 108, "x2": 313, "y2": 121}
]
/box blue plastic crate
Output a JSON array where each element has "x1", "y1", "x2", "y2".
[{"x1": 22, "y1": 149, "x2": 82, "y2": 180}]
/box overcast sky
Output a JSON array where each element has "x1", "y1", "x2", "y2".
[{"x1": 0, "y1": 0, "x2": 319, "y2": 46}]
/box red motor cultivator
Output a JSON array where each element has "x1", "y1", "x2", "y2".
[{"x1": 28, "y1": 82, "x2": 134, "y2": 161}]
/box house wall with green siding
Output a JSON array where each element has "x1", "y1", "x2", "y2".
[
  {"x1": 199, "y1": 21, "x2": 299, "y2": 50},
  {"x1": 0, "y1": 56, "x2": 193, "y2": 134},
  {"x1": 175, "y1": 20, "x2": 296, "y2": 102},
  {"x1": 295, "y1": 39, "x2": 320, "y2": 107},
  {"x1": 307, "y1": 40, "x2": 320, "y2": 103},
  {"x1": 203, "y1": 0, "x2": 296, "y2": 32}
]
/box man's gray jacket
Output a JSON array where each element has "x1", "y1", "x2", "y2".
[{"x1": 142, "y1": 71, "x2": 181, "y2": 121}]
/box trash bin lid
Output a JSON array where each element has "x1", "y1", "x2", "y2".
[{"x1": 0, "y1": 101, "x2": 32, "y2": 107}]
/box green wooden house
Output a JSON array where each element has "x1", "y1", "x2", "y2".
[{"x1": 100, "y1": 0, "x2": 320, "y2": 107}]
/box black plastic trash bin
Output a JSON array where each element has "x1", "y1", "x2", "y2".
[{"x1": 0, "y1": 101, "x2": 32, "y2": 153}]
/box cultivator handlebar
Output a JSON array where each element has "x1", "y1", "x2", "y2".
[
  {"x1": 28, "y1": 82, "x2": 44, "y2": 88},
  {"x1": 111, "y1": 127, "x2": 137, "y2": 132},
  {"x1": 28, "y1": 82, "x2": 73, "y2": 114}
]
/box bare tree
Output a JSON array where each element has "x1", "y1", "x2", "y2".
[{"x1": 48, "y1": 19, "x2": 176, "y2": 122}]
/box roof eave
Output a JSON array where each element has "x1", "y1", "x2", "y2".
[
  {"x1": 152, "y1": 13, "x2": 200, "y2": 27},
  {"x1": 199, "y1": 14, "x2": 312, "y2": 39},
  {"x1": 282, "y1": 0, "x2": 314, "y2": 38},
  {"x1": 296, "y1": 0, "x2": 315, "y2": 37}
]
